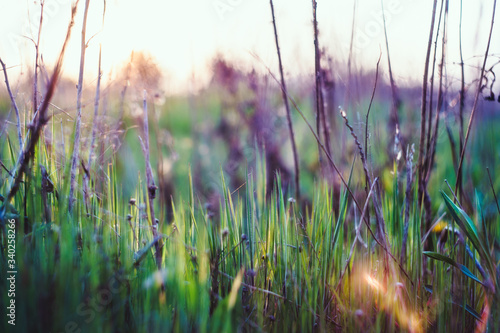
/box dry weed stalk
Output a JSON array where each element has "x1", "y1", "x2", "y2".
[
  {"x1": 33, "y1": 0, "x2": 45, "y2": 114},
  {"x1": 5, "y1": 1, "x2": 80, "y2": 203},
  {"x1": 487, "y1": 168, "x2": 500, "y2": 215},
  {"x1": 457, "y1": 0, "x2": 465, "y2": 199},
  {"x1": 425, "y1": 0, "x2": 445, "y2": 172},
  {"x1": 69, "y1": 0, "x2": 91, "y2": 211},
  {"x1": 269, "y1": 0, "x2": 301, "y2": 200},
  {"x1": 84, "y1": 45, "x2": 102, "y2": 208},
  {"x1": 0, "y1": 58, "x2": 23, "y2": 150},
  {"x1": 417, "y1": 0, "x2": 438, "y2": 217},
  {"x1": 426, "y1": 0, "x2": 449, "y2": 185},
  {"x1": 381, "y1": 0, "x2": 401, "y2": 140},
  {"x1": 312, "y1": 0, "x2": 332, "y2": 168},
  {"x1": 455, "y1": 0, "x2": 497, "y2": 197},
  {"x1": 83, "y1": 2, "x2": 106, "y2": 209},
  {"x1": 139, "y1": 91, "x2": 163, "y2": 269}
]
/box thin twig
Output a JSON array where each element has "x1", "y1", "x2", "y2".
[
  {"x1": 219, "y1": 270, "x2": 286, "y2": 300},
  {"x1": 0, "y1": 160, "x2": 14, "y2": 177},
  {"x1": 457, "y1": 0, "x2": 465, "y2": 200},
  {"x1": 33, "y1": 0, "x2": 45, "y2": 114},
  {"x1": 87, "y1": 3, "x2": 106, "y2": 170},
  {"x1": 312, "y1": 0, "x2": 332, "y2": 165},
  {"x1": 140, "y1": 91, "x2": 163, "y2": 269},
  {"x1": 343, "y1": 0, "x2": 357, "y2": 113},
  {"x1": 417, "y1": 0, "x2": 438, "y2": 206},
  {"x1": 5, "y1": 1, "x2": 79, "y2": 203},
  {"x1": 269, "y1": 0, "x2": 300, "y2": 200},
  {"x1": 426, "y1": 0, "x2": 448, "y2": 183},
  {"x1": 381, "y1": 0, "x2": 401, "y2": 137},
  {"x1": 444, "y1": 179, "x2": 461, "y2": 207},
  {"x1": 455, "y1": 0, "x2": 497, "y2": 197},
  {"x1": 365, "y1": 51, "x2": 382, "y2": 160},
  {"x1": 425, "y1": 0, "x2": 445, "y2": 169},
  {"x1": 69, "y1": 0, "x2": 91, "y2": 212},
  {"x1": 487, "y1": 168, "x2": 500, "y2": 215},
  {"x1": 421, "y1": 212, "x2": 447, "y2": 245},
  {"x1": 84, "y1": 44, "x2": 103, "y2": 207},
  {"x1": 0, "y1": 58, "x2": 23, "y2": 150},
  {"x1": 82, "y1": 2, "x2": 106, "y2": 211}
]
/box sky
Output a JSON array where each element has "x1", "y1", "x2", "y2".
[{"x1": 0, "y1": 0, "x2": 498, "y2": 94}]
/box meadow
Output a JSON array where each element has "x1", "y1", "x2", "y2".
[{"x1": 0, "y1": 0, "x2": 500, "y2": 332}]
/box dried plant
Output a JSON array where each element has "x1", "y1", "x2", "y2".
[
  {"x1": 269, "y1": 0, "x2": 301, "y2": 200},
  {"x1": 5, "y1": 1, "x2": 79, "y2": 203},
  {"x1": 69, "y1": 0, "x2": 91, "y2": 212}
]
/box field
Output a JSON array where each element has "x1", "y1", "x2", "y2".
[{"x1": 0, "y1": 1, "x2": 500, "y2": 332}]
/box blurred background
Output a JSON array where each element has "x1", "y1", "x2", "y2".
[{"x1": 1, "y1": 0, "x2": 499, "y2": 93}]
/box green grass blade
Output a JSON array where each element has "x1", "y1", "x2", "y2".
[{"x1": 424, "y1": 251, "x2": 484, "y2": 286}]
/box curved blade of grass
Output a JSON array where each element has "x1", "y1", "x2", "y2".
[
  {"x1": 475, "y1": 190, "x2": 491, "y2": 252},
  {"x1": 459, "y1": 265, "x2": 483, "y2": 286},
  {"x1": 424, "y1": 251, "x2": 458, "y2": 267},
  {"x1": 464, "y1": 304, "x2": 483, "y2": 322},
  {"x1": 424, "y1": 251, "x2": 484, "y2": 286},
  {"x1": 441, "y1": 191, "x2": 496, "y2": 279},
  {"x1": 450, "y1": 300, "x2": 483, "y2": 323}
]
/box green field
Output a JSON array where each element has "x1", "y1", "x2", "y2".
[{"x1": 1, "y1": 1, "x2": 500, "y2": 332}]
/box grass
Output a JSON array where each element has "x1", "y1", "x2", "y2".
[
  {"x1": 0, "y1": 1, "x2": 500, "y2": 332},
  {"x1": 0, "y1": 97, "x2": 499, "y2": 331}
]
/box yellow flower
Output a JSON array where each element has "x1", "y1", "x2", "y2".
[{"x1": 432, "y1": 221, "x2": 448, "y2": 233}]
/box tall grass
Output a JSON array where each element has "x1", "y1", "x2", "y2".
[
  {"x1": 0, "y1": 1, "x2": 499, "y2": 332},
  {"x1": 2, "y1": 121, "x2": 497, "y2": 331}
]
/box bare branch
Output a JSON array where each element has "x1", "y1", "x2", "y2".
[
  {"x1": 0, "y1": 58, "x2": 23, "y2": 150},
  {"x1": 269, "y1": 0, "x2": 300, "y2": 200},
  {"x1": 69, "y1": 0, "x2": 91, "y2": 212},
  {"x1": 457, "y1": 0, "x2": 465, "y2": 199},
  {"x1": 6, "y1": 1, "x2": 80, "y2": 203},
  {"x1": 312, "y1": 0, "x2": 332, "y2": 166},
  {"x1": 455, "y1": 0, "x2": 497, "y2": 197},
  {"x1": 33, "y1": 0, "x2": 45, "y2": 113},
  {"x1": 365, "y1": 51, "x2": 382, "y2": 161},
  {"x1": 417, "y1": 0, "x2": 438, "y2": 208}
]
